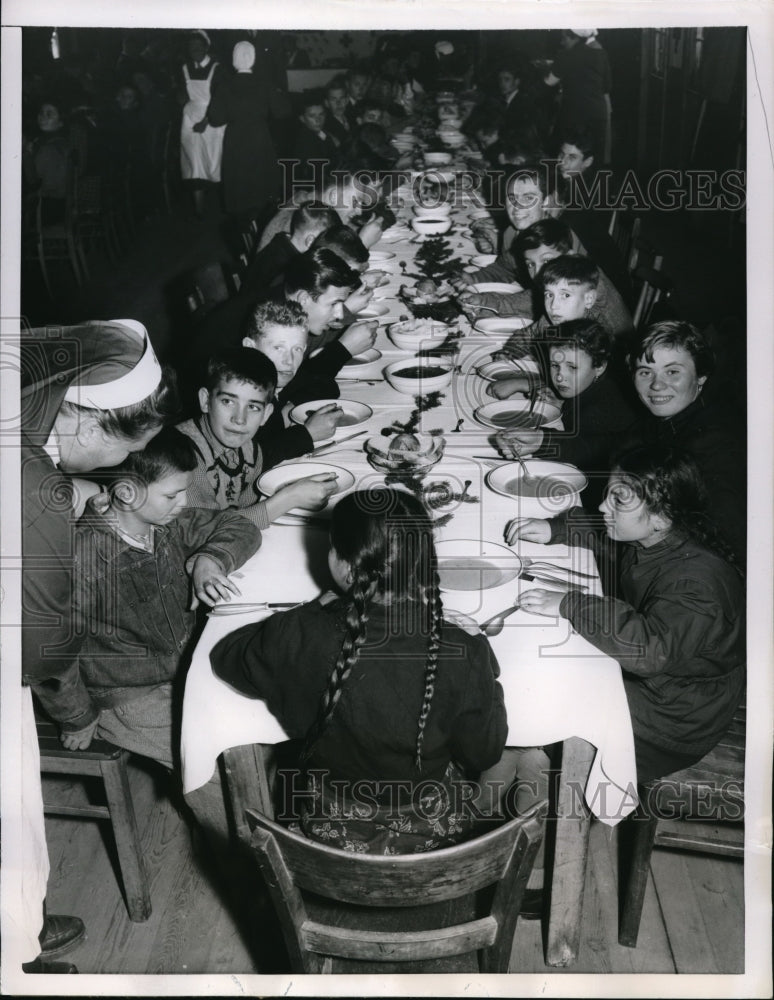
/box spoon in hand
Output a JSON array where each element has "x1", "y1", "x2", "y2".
[
  {"x1": 514, "y1": 452, "x2": 538, "y2": 486},
  {"x1": 480, "y1": 602, "x2": 522, "y2": 637}
]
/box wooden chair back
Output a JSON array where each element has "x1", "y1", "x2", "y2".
[
  {"x1": 632, "y1": 265, "x2": 674, "y2": 329},
  {"x1": 608, "y1": 208, "x2": 643, "y2": 272},
  {"x1": 222, "y1": 742, "x2": 277, "y2": 846},
  {"x1": 245, "y1": 803, "x2": 546, "y2": 974}
]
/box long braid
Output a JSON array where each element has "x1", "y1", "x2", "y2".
[
  {"x1": 414, "y1": 544, "x2": 444, "y2": 771},
  {"x1": 299, "y1": 574, "x2": 377, "y2": 766}
]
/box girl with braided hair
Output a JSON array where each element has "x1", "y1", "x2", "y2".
[
  {"x1": 518, "y1": 444, "x2": 745, "y2": 783},
  {"x1": 211, "y1": 487, "x2": 507, "y2": 854}
]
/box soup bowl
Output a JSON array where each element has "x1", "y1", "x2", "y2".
[{"x1": 384, "y1": 357, "x2": 454, "y2": 394}]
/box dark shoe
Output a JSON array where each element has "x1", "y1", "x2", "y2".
[
  {"x1": 519, "y1": 888, "x2": 544, "y2": 920},
  {"x1": 22, "y1": 957, "x2": 78, "y2": 973},
  {"x1": 38, "y1": 914, "x2": 86, "y2": 956}
]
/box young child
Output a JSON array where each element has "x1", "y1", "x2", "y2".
[
  {"x1": 242, "y1": 201, "x2": 340, "y2": 294},
  {"x1": 491, "y1": 255, "x2": 631, "y2": 368},
  {"x1": 493, "y1": 319, "x2": 639, "y2": 510},
  {"x1": 460, "y1": 217, "x2": 632, "y2": 334},
  {"x1": 516, "y1": 444, "x2": 745, "y2": 783},
  {"x1": 241, "y1": 300, "x2": 346, "y2": 467},
  {"x1": 69, "y1": 426, "x2": 262, "y2": 764},
  {"x1": 292, "y1": 92, "x2": 340, "y2": 181},
  {"x1": 177, "y1": 347, "x2": 339, "y2": 528},
  {"x1": 211, "y1": 488, "x2": 508, "y2": 854}
]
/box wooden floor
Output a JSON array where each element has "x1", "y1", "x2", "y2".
[{"x1": 40, "y1": 755, "x2": 745, "y2": 978}]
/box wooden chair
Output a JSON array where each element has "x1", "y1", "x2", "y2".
[
  {"x1": 179, "y1": 261, "x2": 238, "y2": 320},
  {"x1": 618, "y1": 702, "x2": 745, "y2": 947},
  {"x1": 245, "y1": 803, "x2": 546, "y2": 974},
  {"x1": 608, "y1": 208, "x2": 643, "y2": 272},
  {"x1": 36, "y1": 716, "x2": 152, "y2": 922},
  {"x1": 631, "y1": 265, "x2": 674, "y2": 329}
]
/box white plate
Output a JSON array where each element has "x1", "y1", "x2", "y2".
[
  {"x1": 470, "y1": 282, "x2": 524, "y2": 294},
  {"x1": 470, "y1": 254, "x2": 497, "y2": 267},
  {"x1": 474, "y1": 399, "x2": 562, "y2": 429},
  {"x1": 340, "y1": 348, "x2": 382, "y2": 371},
  {"x1": 257, "y1": 462, "x2": 356, "y2": 512},
  {"x1": 436, "y1": 539, "x2": 522, "y2": 592},
  {"x1": 474, "y1": 317, "x2": 532, "y2": 334},
  {"x1": 289, "y1": 398, "x2": 373, "y2": 430},
  {"x1": 356, "y1": 302, "x2": 390, "y2": 319},
  {"x1": 485, "y1": 461, "x2": 587, "y2": 505},
  {"x1": 369, "y1": 250, "x2": 396, "y2": 263}
]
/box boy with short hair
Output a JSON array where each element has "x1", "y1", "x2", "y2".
[
  {"x1": 494, "y1": 255, "x2": 610, "y2": 367},
  {"x1": 242, "y1": 202, "x2": 339, "y2": 294},
  {"x1": 177, "y1": 347, "x2": 339, "y2": 528},
  {"x1": 69, "y1": 426, "x2": 262, "y2": 763},
  {"x1": 241, "y1": 300, "x2": 345, "y2": 466},
  {"x1": 293, "y1": 92, "x2": 339, "y2": 180}
]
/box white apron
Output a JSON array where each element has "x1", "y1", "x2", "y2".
[{"x1": 180, "y1": 62, "x2": 225, "y2": 183}]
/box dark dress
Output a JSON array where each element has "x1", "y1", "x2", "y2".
[
  {"x1": 207, "y1": 70, "x2": 283, "y2": 216},
  {"x1": 211, "y1": 597, "x2": 507, "y2": 853}
]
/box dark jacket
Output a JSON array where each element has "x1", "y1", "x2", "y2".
[
  {"x1": 533, "y1": 371, "x2": 639, "y2": 509},
  {"x1": 211, "y1": 597, "x2": 508, "y2": 784},
  {"x1": 68, "y1": 500, "x2": 261, "y2": 721},
  {"x1": 558, "y1": 530, "x2": 745, "y2": 762},
  {"x1": 624, "y1": 394, "x2": 746, "y2": 566}
]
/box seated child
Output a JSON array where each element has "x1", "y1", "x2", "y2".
[
  {"x1": 67, "y1": 426, "x2": 262, "y2": 764},
  {"x1": 242, "y1": 201, "x2": 340, "y2": 295},
  {"x1": 211, "y1": 488, "x2": 508, "y2": 854},
  {"x1": 491, "y1": 255, "x2": 632, "y2": 365},
  {"x1": 515, "y1": 444, "x2": 745, "y2": 783},
  {"x1": 292, "y1": 91, "x2": 340, "y2": 182},
  {"x1": 493, "y1": 319, "x2": 639, "y2": 510},
  {"x1": 241, "y1": 300, "x2": 346, "y2": 466},
  {"x1": 177, "y1": 347, "x2": 339, "y2": 528},
  {"x1": 459, "y1": 217, "x2": 632, "y2": 336}
]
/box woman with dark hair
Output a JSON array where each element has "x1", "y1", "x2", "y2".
[
  {"x1": 519, "y1": 444, "x2": 745, "y2": 783},
  {"x1": 625, "y1": 320, "x2": 746, "y2": 565},
  {"x1": 211, "y1": 488, "x2": 507, "y2": 853}
]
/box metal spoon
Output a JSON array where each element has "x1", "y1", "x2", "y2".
[
  {"x1": 480, "y1": 602, "x2": 522, "y2": 637},
  {"x1": 514, "y1": 452, "x2": 538, "y2": 486}
]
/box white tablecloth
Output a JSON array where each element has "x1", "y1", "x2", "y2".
[{"x1": 180, "y1": 180, "x2": 638, "y2": 826}]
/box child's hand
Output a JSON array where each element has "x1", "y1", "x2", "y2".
[
  {"x1": 457, "y1": 291, "x2": 484, "y2": 320},
  {"x1": 505, "y1": 517, "x2": 551, "y2": 546},
  {"x1": 60, "y1": 716, "x2": 100, "y2": 751},
  {"x1": 189, "y1": 554, "x2": 243, "y2": 609},
  {"x1": 282, "y1": 472, "x2": 339, "y2": 511},
  {"x1": 487, "y1": 376, "x2": 529, "y2": 400},
  {"x1": 305, "y1": 403, "x2": 344, "y2": 442},
  {"x1": 519, "y1": 588, "x2": 565, "y2": 618},
  {"x1": 495, "y1": 428, "x2": 544, "y2": 458},
  {"x1": 450, "y1": 271, "x2": 476, "y2": 290},
  {"x1": 339, "y1": 319, "x2": 378, "y2": 357},
  {"x1": 345, "y1": 285, "x2": 375, "y2": 315}
]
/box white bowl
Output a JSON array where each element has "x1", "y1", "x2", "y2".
[
  {"x1": 364, "y1": 432, "x2": 445, "y2": 477},
  {"x1": 485, "y1": 461, "x2": 587, "y2": 513},
  {"x1": 387, "y1": 319, "x2": 449, "y2": 351},
  {"x1": 436, "y1": 539, "x2": 522, "y2": 592},
  {"x1": 476, "y1": 359, "x2": 525, "y2": 381},
  {"x1": 413, "y1": 203, "x2": 452, "y2": 218},
  {"x1": 474, "y1": 399, "x2": 562, "y2": 429},
  {"x1": 470, "y1": 253, "x2": 497, "y2": 267},
  {"x1": 438, "y1": 131, "x2": 466, "y2": 149},
  {"x1": 356, "y1": 302, "x2": 390, "y2": 319},
  {"x1": 470, "y1": 282, "x2": 523, "y2": 294},
  {"x1": 411, "y1": 216, "x2": 453, "y2": 236},
  {"x1": 473, "y1": 317, "x2": 532, "y2": 334},
  {"x1": 257, "y1": 462, "x2": 356, "y2": 512},
  {"x1": 384, "y1": 357, "x2": 454, "y2": 395},
  {"x1": 439, "y1": 116, "x2": 462, "y2": 129},
  {"x1": 424, "y1": 151, "x2": 453, "y2": 166},
  {"x1": 469, "y1": 210, "x2": 491, "y2": 223},
  {"x1": 368, "y1": 250, "x2": 396, "y2": 263},
  {"x1": 289, "y1": 398, "x2": 373, "y2": 430}
]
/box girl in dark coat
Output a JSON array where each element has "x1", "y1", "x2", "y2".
[
  {"x1": 518, "y1": 444, "x2": 745, "y2": 783},
  {"x1": 211, "y1": 488, "x2": 508, "y2": 854}
]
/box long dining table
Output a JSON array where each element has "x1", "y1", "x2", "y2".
[{"x1": 180, "y1": 162, "x2": 639, "y2": 968}]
